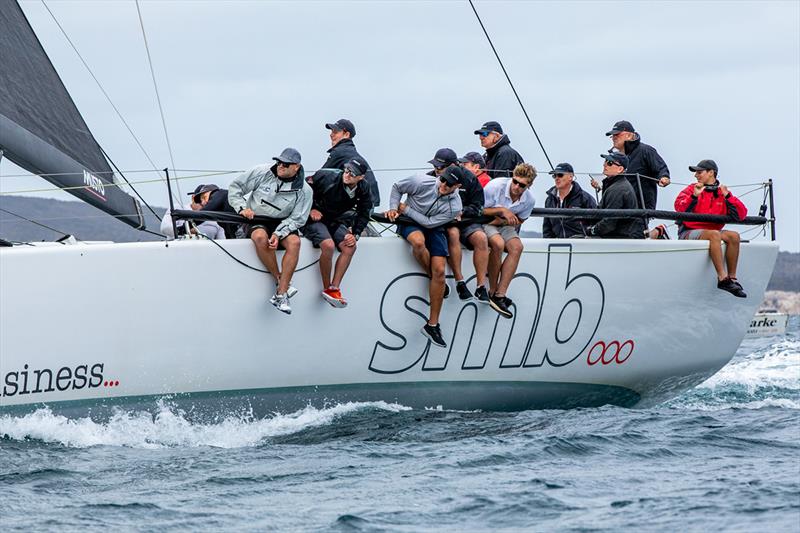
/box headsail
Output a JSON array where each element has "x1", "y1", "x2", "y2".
[{"x1": 0, "y1": 2, "x2": 145, "y2": 229}]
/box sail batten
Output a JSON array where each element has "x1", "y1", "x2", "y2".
[{"x1": 0, "y1": 1, "x2": 145, "y2": 229}]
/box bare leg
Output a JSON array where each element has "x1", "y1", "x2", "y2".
[
  {"x1": 429, "y1": 256, "x2": 447, "y2": 325},
  {"x1": 721, "y1": 231, "x2": 741, "y2": 278},
  {"x1": 331, "y1": 242, "x2": 356, "y2": 288},
  {"x1": 318, "y1": 238, "x2": 335, "y2": 288},
  {"x1": 699, "y1": 230, "x2": 727, "y2": 280},
  {"x1": 487, "y1": 233, "x2": 505, "y2": 294},
  {"x1": 406, "y1": 231, "x2": 431, "y2": 275},
  {"x1": 446, "y1": 227, "x2": 464, "y2": 282},
  {"x1": 277, "y1": 234, "x2": 301, "y2": 294},
  {"x1": 497, "y1": 237, "x2": 523, "y2": 296},
  {"x1": 251, "y1": 229, "x2": 280, "y2": 282},
  {"x1": 469, "y1": 230, "x2": 489, "y2": 287}
]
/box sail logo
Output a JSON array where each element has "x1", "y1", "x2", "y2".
[
  {"x1": 369, "y1": 243, "x2": 605, "y2": 374},
  {"x1": 83, "y1": 170, "x2": 107, "y2": 201}
]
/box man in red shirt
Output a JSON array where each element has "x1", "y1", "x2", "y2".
[
  {"x1": 459, "y1": 152, "x2": 491, "y2": 187},
  {"x1": 674, "y1": 159, "x2": 747, "y2": 297}
]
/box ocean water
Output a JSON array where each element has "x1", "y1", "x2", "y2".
[{"x1": 1, "y1": 320, "x2": 798, "y2": 532}]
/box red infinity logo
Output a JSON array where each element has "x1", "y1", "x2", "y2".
[{"x1": 587, "y1": 340, "x2": 634, "y2": 366}]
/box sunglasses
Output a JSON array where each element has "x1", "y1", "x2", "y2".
[
  {"x1": 511, "y1": 178, "x2": 530, "y2": 189},
  {"x1": 603, "y1": 160, "x2": 621, "y2": 167},
  {"x1": 439, "y1": 177, "x2": 458, "y2": 186},
  {"x1": 553, "y1": 173, "x2": 567, "y2": 179},
  {"x1": 277, "y1": 161, "x2": 295, "y2": 168},
  {"x1": 478, "y1": 131, "x2": 492, "y2": 138}
]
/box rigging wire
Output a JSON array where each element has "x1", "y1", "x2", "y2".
[
  {"x1": 0, "y1": 207, "x2": 70, "y2": 236},
  {"x1": 100, "y1": 146, "x2": 161, "y2": 220},
  {"x1": 134, "y1": 0, "x2": 182, "y2": 201},
  {"x1": 467, "y1": 0, "x2": 553, "y2": 170}
]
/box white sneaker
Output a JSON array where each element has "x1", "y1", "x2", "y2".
[
  {"x1": 271, "y1": 293, "x2": 291, "y2": 314},
  {"x1": 287, "y1": 284, "x2": 298, "y2": 299}
]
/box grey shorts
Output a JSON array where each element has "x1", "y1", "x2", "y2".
[
  {"x1": 678, "y1": 229, "x2": 705, "y2": 240},
  {"x1": 449, "y1": 223, "x2": 485, "y2": 249},
  {"x1": 302, "y1": 220, "x2": 350, "y2": 247},
  {"x1": 483, "y1": 224, "x2": 519, "y2": 243}
]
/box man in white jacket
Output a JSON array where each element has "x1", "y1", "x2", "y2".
[{"x1": 228, "y1": 148, "x2": 312, "y2": 314}]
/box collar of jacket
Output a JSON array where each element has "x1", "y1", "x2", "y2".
[
  {"x1": 546, "y1": 182, "x2": 577, "y2": 200},
  {"x1": 327, "y1": 138, "x2": 355, "y2": 154},
  {"x1": 601, "y1": 173, "x2": 627, "y2": 189},
  {"x1": 486, "y1": 134, "x2": 511, "y2": 155},
  {"x1": 270, "y1": 163, "x2": 306, "y2": 191},
  {"x1": 622, "y1": 134, "x2": 641, "y2": 154}
]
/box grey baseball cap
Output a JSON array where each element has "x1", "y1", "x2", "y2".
[{"x1": 273, "y1": 147, "x2": 302, "y2": 164}]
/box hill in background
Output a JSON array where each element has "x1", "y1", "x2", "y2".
[{"x1": 1, "y1": 196, "x2": 797, "y2": 292}]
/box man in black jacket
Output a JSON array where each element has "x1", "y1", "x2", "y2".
[
  {"x1": 605, "y1": 120, "x2": 670, "y2": 210},
  {"x1": 474, "y1": 121, "x2": 524, "y2": 179},
  {"x1": 586, "y1": 153, "x2": 645, "y2": 239},
  {"x1": 196, "y1": 184, "x2": 238, "y2": 238},
  {"x1": 447, "y1": 160, "x2": 490, "y2": 303},
  {"x1": 542, "y1": 163, "x2": 597, "y2": 238},
  {"x1": 322, "y1": 119, "x2": 380, "y2": 207},
  {"x1": 302, "y1": 158, "x2": 373, "y2": 308}
]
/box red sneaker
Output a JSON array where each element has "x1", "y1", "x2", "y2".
[{"x1": 321, "y1": 288, "x2": 348, "y2": 308}]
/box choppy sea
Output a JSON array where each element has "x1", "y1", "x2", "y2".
[{"x1": 2, "y1": 319, "x2": 798, "y2": 532}]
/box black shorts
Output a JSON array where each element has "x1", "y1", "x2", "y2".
[
  {"x1": 243, "y1": 221, "x2": 298, "y2": 240},
  {"x1": 302, "y1": 221, "x2": 351, "y2": 248},
  {"x1": 397, "y1": 223, "x2": 448, "y2": 257}
]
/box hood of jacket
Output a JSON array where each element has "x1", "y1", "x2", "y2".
[
  {"x1": 270, "y1": 163, "x2": 306, "y2": 191},
  {"x1": 327, "y1": 138, "x2": 355, "y2": 155},
  {"x1": 622, "y1": 134, "x2": 642, "y2": 155},
  {"x1": 486, "y1": 134, "x2": 512, "y2": 157}
]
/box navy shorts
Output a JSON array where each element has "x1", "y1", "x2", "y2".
[
  {"x1": 302, "y1": 221, "x2": 350, "y2": 248},
  {"x1": 397, "y1": 223, "x2": 448, "y2": 257}
]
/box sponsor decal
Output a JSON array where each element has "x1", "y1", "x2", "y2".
[
  {"x1": 1, "y1": 362, "x2": 107, "y2": 397},
  {"x1": 586, "y1": 340, "x2": 634, "y2": 366},
  {"x1": 83, "y1": 170, "x2": 107, "y2": 202},
  {"x1": 369, "y1": 243, "x2": 619, "y2": 374}
]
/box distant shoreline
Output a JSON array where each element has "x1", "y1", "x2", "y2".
[{"x1": 761, "y1": 291, "x2": 800, "y2": 315}]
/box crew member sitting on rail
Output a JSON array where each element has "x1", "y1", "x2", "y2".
[
  {"x1": 542, "y1": 162, "x2": 597, "y2": 238},
  {"x1": 228, "y1": 148, "x2": 312, "y2": 315},
  {"x1": 459, "y1": 152, "x2": 491, "y2": 187},
  {"x1": 385, "y1": 164, "x2": 465, "y2": 348},
  {"x1": 587, "y1": 153, "x2": 646, "y2": 239},
  {"x1": 302, "y1": 158, "x2": 372, "y2": 308},
  {"x1": 482, "y1": 163, "x2": 536, "y2": 319},
  {"x1": 197, "y1": 183, "x2": 239, "y2": 239},
  {"x1": 674, "y1": 159, "x2": 748, "y2": 298},
  {"x1": 160, "y1": 184, "x2": 226, "y2": 240}
]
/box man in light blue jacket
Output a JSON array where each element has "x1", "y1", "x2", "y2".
[
  {"x1": 384, "y1": 165, "x2": 465, "y2": 348},
  {"x1": 228, "y1": 148, "x2": 312, "y2": 314}
]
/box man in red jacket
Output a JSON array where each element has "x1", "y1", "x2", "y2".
[{"x1": 674, "y1": 159, "x2": 747, "y2": 297}]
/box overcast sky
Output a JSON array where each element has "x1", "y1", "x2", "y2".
[{"x1": 2, "y1": 0, "x2": 799, "y2": 251}]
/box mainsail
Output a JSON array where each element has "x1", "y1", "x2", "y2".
[{"x1": 0, "y1": 2, "x2": 145, "y2": 229}]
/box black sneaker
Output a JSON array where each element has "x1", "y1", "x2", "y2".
[
  {"x1": 489, "y1": 294, "x2": 513, "y2": 319},
  {"x1": 474, "y1": 285, "x2": 490, "y2": 304},
  {"x1": 456, "y1": 281, "x2": 473, "y2": 301},
  {"x1": 718, "y1": 277, "x2": 747, "y2": 298},
  {"x1": 443, "y1": 283, "x2": 450, "y2": 299},
  {"x1": 422, "y1": 323, "x2": 447, "y2": 347}
]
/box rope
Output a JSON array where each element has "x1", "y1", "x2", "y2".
[
  {"x1": 196, "y1": 233, "x2": 320, "y2": 275},
  {"x1": 0, "y1": 171, "x2": 236, "y2": 195},
  {"x1": 135, "y1": 0, "x2": 181, "y2": 201},
  {"x1": 100, "y1": 146, "x2": 161, "y2": 220},
  {"x1": 0, "y1": 207, "x2": 70, "y2": 236},
  {"x1": 468, "y1": 0, "x2": 553, "y2": 170}
]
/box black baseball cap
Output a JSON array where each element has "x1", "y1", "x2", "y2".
[
  {"x1": 187, "y1": 184, "x2": 219, "y2": 196},
  {"x1": 474, "y1": 121, "x2": 503, "y2": 135},
  {"x1": 273, "y1": 147, "x2": 302, "y2": 164},
  {"x1": 689, "y1": 159, "x2": 718, "y2": 173},
  {"x1": 458, "y1": 151, "x2": 486, "y2": 166},
  {"x1": 344, "y1": 158, "x2": 368, "y2": 177},
  {"x1": 325, "y1": 119, "x2": 356, "y2": 137},
  {"x1": 440, "y1": 165, "x2": 467, "y2": 186},
  {"x1": 601, "y1": 152, "x2": 629, "y2": 168},
  {"x1": 428, "y1": 148, "x2": 458, "y2": 169},
  {"x1": 549, "y1": 162, "x2": 574, "y2": 175},
  {"x1": 605, "y1": 120, "x2": 636, "y2": 136}
]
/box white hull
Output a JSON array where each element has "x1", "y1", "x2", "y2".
[
  {"x1": 746, "y1": 312, "x2": 789, "y2": 338},
  {"x1": 0, "y1": 238, "x2": 778, "y2": 417}
]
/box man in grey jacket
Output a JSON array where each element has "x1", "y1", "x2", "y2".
[
  {"x1": 384, "y1": 165, "x2": 465, "y2": 348},
  {"x1": 228, "y1": 148, "x2": 312, "y2": 314}
]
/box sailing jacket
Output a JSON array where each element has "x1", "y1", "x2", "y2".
[
  {"x1": 306, "y1": 169, "x2": 373, "y2": 236},
  {"x1": 588, "y1": 174, "x2": 645, "y2": 239},
  {"x1": 228, "y1": 163, "x2": 312, "y2": 239},
  {"x1": 322, "y1": 138, "x2": 381, "y2": 207},
  {"x1": 674, "y1": 181, "x2": 747, "y2": 231},
  {"x1": 200, "y1": 188, "x2": 238, "y2": 238},
  {"x1": 483, "y1": 134, "x2": 524, "y2": 179},
  {"x1": 542, "y1": 182, "x2": 598, "y2": 238},
  {"x1": 620, "y1": 135, "x2": 670, "y2": 210},
  {"x1": 389, "y1": 174, "x2": 462, "y2": 228}
]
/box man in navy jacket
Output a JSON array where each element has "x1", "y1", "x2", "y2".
[{"x1": 322, "y1": 119, "x2": 380, "y2": 207}]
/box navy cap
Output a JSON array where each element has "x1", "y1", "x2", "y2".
[
  {"x1": 428, "y1": 148, "x2": 458, "y2": 169},
  {"x1": 689, "y1": 159, "x2": 718, "y2": 173},
  {"x1": 605, "y1": 120, "x2": 635, "y2": 136},
  {"x1": 325, "y1": 119, "x2": 356, "y2": 137},
  {"x1": 344, "y1": 158, "x2": 368, "y2": 177},
  {"x1": 440, "y1": 165, "x2": 467, "y2": 186},
  {"x1": 548, "y1": 162, "x2": 574, "y2": 175},
  {"x1": 273, "y1": 147, "x2": 302, "y2": 164},
  {"x1": 474, "y1": 121, "x2": 503, "y2": 135},
  {"x1": 458, "y1": 151, "x2": 486, "y2": 166},
  {"x1": 601, "y1": 152, "x2": 629, "y2": 168},
  {"x1": 188, "y1": 183, "x2": 219, "y2": 196}
]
